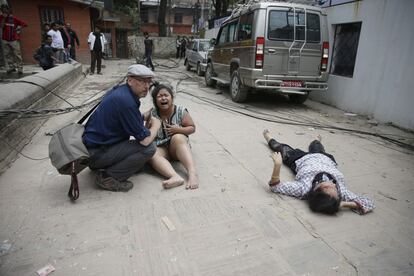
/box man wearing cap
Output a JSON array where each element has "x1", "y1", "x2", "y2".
[{"x1": 83, "y1": 64, "x2": 161, "y2": 192}]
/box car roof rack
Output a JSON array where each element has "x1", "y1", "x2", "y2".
[{"x1": 228, "y1": 0, "x2": 320, "y2": 20}]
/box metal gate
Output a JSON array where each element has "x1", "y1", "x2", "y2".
[{"x1": 116, "y1": 29, "x2": 128, "y2": 58}]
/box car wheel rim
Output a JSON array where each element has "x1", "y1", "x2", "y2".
[{"x1": 232, "y1": 77, "x2": 238, "y2": 97}]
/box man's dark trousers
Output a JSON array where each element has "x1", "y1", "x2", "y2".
[
  {"x1": 90, "y1": 50, "x2": 102, "y2": 73},
  {"x1": 87, "y1": 140, "x2": 156, "y2": 181}
]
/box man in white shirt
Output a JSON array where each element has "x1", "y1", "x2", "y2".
[
  {"x1": 47, "y1": 22, "x2": 64, "y2": 63},
  {"x1": 87, "y1": 26, "x2": 107, "y2": 75}
]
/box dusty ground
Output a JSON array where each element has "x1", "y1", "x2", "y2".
[{"x1": 0, "y1": 59, "x2": 413, "y2": 276}]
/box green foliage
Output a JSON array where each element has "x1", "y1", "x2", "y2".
[
  {"x1": 113, "y1": 0, "x2": 137, "y2": 13},
  {"x1": 114, "y1": 0, "x2": 140, "y2": 34}
]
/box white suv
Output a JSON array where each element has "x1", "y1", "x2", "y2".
[{"x1": 184, "y1": 39, "x2": 212, "y2": 76}]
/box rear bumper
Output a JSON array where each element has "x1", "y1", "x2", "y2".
[
  {"x1": 239, "y1": 68, "x2": 328, "y2": 94},
  {"x1": 254, "y1": 79, "x2": 328, "y2": 93}
]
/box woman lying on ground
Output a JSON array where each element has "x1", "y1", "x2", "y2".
[{"x1": 144, "y1": 84, "x2": 198, "y2": 189}]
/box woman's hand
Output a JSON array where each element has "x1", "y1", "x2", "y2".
[
  {"x1": 163, "y1": 122, "x2": 181, "y2": 136},
  {"x1": 271, "y1": 152, "x2": 282, "y2": 166}
]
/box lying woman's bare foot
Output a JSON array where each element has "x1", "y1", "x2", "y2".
[
  {"x1": 162, "y1": 175, "x2": 184, "y2": 189},
  {"x1": 263, "y1": 129, "x2": 272, "y2": 142},
  {"x1": 185, "y1": 173, "x2": 198, "y2": 190}
]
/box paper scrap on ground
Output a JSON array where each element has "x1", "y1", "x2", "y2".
[
  {"x1": 0, "y1": 241, "x2": 12, "y2": 256},
  {"x1": 161, "y1": 216, "x2": 176, "y2": 231},
  {"x1": 36, "y1": 264, "x2": 55, "y2": 276}
]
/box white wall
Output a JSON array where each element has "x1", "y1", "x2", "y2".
[{"x1": 310, "y1": 0, "x2": 414, "y2": 130}]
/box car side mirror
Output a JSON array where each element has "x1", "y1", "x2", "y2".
[{"x1": 210, "y1": 38, "x2": 216, "y2": 45}]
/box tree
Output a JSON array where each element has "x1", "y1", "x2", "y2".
[
  {"x1": 211, "y1": 0, "x2": 232, "y2": 18},
  {"x1": 113, "y1": 0, "x2": 140, "y2": 33},
  {"x1": 158, "y1": 0, "x2": 168, "y2": 37}
]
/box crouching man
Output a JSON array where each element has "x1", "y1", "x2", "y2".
[
  {"x1": 263, "y1": 129, "x2": 374, "y2": 215},
  {"x1": 83, "y1": 65, "x2": 161, "y2": 191}
]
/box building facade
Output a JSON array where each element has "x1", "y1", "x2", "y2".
[
  {"x1": 310, "y1": 0, "x2": 414, "y2": 130},
  {"x1": 2, "y1": 0, "x2": 134, "y2": 64},
  {"x1": 140, "y1": 0, "x2": 209, "y2": 35}
]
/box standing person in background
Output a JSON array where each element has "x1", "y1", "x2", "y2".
[
  {"x1": 42, "y1": 22, "x2": 50, "y2": 43},
  {"x1": 0, "y1": 4, "x2": 27, "y2": 75},
  {"x1": 180, "y1": 36, "x2": 187, "y2": 59},
  {"x1": 143, "y1": 31, "x2": 155, "y2": 71},
  {"x1": 65, "y1": 22, "x2": 79, "y2": 60},
  {"x1": 175, "y1": 35, "x2": 181, "y2": 59},
  {"x1": 59, "y1": 21, "x2": 71, "y2": 62},
  {"x1": 47, "y1": 22, "x2": 64, "y2": 63},
  {"x1": 87, "y1": 26, "x2": 107, "y2": 75}
]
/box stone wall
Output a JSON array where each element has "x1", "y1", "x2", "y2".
[{"x1": 128, "y1": 36, "x2": 177, "y2": 60}]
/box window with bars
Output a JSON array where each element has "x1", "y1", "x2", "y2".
[
  {"x1": 330, "y1": 22, "x2": 362, "y2": 77},
  {"x1": 141, "y1": 8, "x2": 149, "y2": 23},
  {"x1": 39, "y1": 6, "x2": 64, "y2": 25},
  {"x1": 174, "y1": 13, "x2": 183, "y2": 24}
]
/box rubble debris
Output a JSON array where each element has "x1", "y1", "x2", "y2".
[
  {"x1": 0, "y1": 241, "x2": 12, "y2": 256},
  {"x1": 378, "y1": 191, "x2": 397, "y2": 201},
  {"x1": 344, "y1": 112, "x2": 357, "y2": 117},
  {"x1": 161, "y1": 216, "x2": 176, "y2": 231},
  {"x1": 36, "y1": 264, "x2": 55, "y2": 276}
]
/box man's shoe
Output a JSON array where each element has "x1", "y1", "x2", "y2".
[
  {"x1": 89, "y1": 72, "x2": 94, "y2": 75},
  {"x1": 95, "y1": 170, "x2": 133, "y2": 192},
  {"x1": 97, "y1": 72, "x2": 102, "y2": 75}
]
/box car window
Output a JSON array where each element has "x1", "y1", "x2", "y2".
[
  {"x1": 218, "y1": 25, "x2": 229, "y2": 45},
  {"x1": 237, "y1": 12, "x2": 253, "y2": 41},
  {"x1": 228, "y1": 22, "x2": 238, "y2": 42},
  {"x1": 268, "y1": 10, "x2": 320, "y2": 42},
  {"x1": 199, "y1": 41, "x2": 211, "y2": 51},
  {"x1": 193, "y1": 41, "x2": 197, "y2": 51}
]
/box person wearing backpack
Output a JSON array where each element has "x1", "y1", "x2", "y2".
[{"x1": 34, "y1": 35, "x2": 58, "y2": 70}]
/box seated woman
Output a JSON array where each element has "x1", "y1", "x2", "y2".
[{"x1": 145, "y1": 84, "x2": 198, "y2": 189}]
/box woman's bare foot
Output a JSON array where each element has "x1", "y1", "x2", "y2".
[
  {"x1": 185, "y1": 172, "x2": 198, "y2": 190},
  {"x1": 263, "y1": 129, "x2": 272, "y2": 142},
  {"x1": 162, "y1": 175, "x2": 184, "y2": 189}
]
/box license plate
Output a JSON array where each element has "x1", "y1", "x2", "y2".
[{"x1": 281, "y1": 80, "x2": 303, "y2": 87}]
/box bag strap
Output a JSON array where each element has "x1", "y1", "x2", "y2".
[
  {"x1": 78, "y1": 101, "x2": 100, "y2": 124},
  {"x1": 68, "y1": 162, "x2": 80, "y2": 200}
]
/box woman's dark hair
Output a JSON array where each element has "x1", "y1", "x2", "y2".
[
  {"x1": 307, "y1": 187, "x2": 340, "y2": 215},
  {"x1": 151, "y1": 83, "x2": 174, "y2": 109}
]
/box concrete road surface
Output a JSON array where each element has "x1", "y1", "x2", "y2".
[{"x1": 1, "y1": 59, "x2": 413, "y2": 276}]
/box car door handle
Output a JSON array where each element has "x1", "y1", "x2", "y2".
[{"x1": 268, "y1": 49, "x2": 276, "y2": 53}]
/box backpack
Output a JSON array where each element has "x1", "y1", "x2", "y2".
[{"x1": 48, "y1": 102, "x2": 100, "y2": 200}]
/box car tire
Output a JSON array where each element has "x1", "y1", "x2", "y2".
[
  {"x1": 196, "y1": 63, "x2": 204, "y2": 76},
  {"x1": 205, "y1": 63, "x2": 216, "y2": 87},
  {"x1": 185, "y1": 59, "x2": 191, "y2": 71},
  {"x1": 230, "y1": 70, "x2": 249, "y2": 103},
  {"x1": 289, "y1": 93, "x2": 309, "y2": 104}
]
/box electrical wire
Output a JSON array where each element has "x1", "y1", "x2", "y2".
[
  {"x1": 0, "y1": 74, "x2": 127, "y2": 161},
  {"x1": 175, "y1": 88, "x2": 414, "y2": 152}
]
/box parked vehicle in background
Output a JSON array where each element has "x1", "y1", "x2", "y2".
[
  {"x1": 184, "y1": 39, "x2": 212, "y2": 76},
  {"x1": 205, "y1": 1, "x2": 330, "y2": 103}
]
